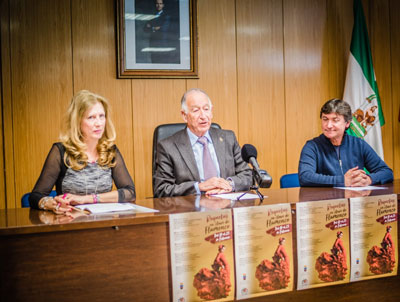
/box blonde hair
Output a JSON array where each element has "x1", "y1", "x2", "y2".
[{"x1": 60, "y1": 90, "x2": 116, "y2": 170}]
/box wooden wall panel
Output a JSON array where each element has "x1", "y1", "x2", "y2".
[
  {"x1": 187, "y1": 0, "x2": 238, "y2": 134},
  {"x1": 390, "y1": 0, "x2": 400, "y2": 178},
  {"x1": 0, "y1": 71, "x2": 4, "y2": 208},
  {"x1": 236, "y1": 0, "x2": 285, "y2": 188},
  {"x1": 9, "y1": 0, "x2": 73, "y2": 208},
  {"x1": 132, "y1": 80, "x2": 186, "y2": 200},
  {"x1": 71, "y1": 0, "x2": 134, "y2": 178},
  {"x1": 284, "y1": 0, "x2": 330, "y2": 173},
  {"x1": 370, "y1": 0, "x2": 393, "y2": 168},
  {"x1": 0, "y1": 0, "x2": 11, "y2": 209},
  {"x1": 326, "y1": 0, "x2": 353, "y2": 98}
]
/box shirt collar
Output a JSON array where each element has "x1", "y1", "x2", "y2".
[{"x1": 186, "y1": 127, "x2": 212, "y2": 147}]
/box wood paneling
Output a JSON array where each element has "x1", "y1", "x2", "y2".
[
  {"x1": 71, "y1": 0, "x2": 134, "y2": 179},
  {"x1": 1, "y1": 0, "x2": 400, "y2": 208},
  {"x1": 0, "y1": 74, "x2": 4, "y2": 208},
  {"x1": 284, "y1": 0, "x2": 330, "y2": 174},
  {"x1": 187, "y1": 0, "x2": 238, "y2": 134},
  {"x1": 370, "y1": 0, "x2": 393, "y2": 168},
  {"x1": 0, "y1": 223, "x2": 170, "y2": 302},
  {"x1": 326, "y1": 0, "x2": 353, "y2": 98},
  {"x1": 236, "y1": 0, "x2": 285, "y2": 188},
  {"x1": 132, "y1": 80, "x2": 186, "y2": 200},
  {"x1": 0, "y1": 0, "x2": 11, "y2": 209},
  {"x1": 9, "y1": 0, "x2": 73, "y2": 208},
  {"x1": 390, "y1": 0, "x2": 400, "y2": 178}
]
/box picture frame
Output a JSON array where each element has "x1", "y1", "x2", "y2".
[{"x1": 117, "y1": 0, "x2": 198, "y2": 79}]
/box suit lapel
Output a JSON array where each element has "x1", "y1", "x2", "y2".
[
  {"x1": 210, "y1": 128, "x2": 226, "y2": 178},
  {"x1": 174, "y1": 129, "x2": 200, "y2": 180}
]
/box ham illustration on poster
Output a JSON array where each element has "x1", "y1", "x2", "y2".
[
  {"x1": 233, "y1": 204, "x2": 293, "y2": 300},
  {"x1": 169, "y1": 209, "x2": 235, "y2": 302},
  {"x1": 296, "y1": 199, "x2": 350, "y2": 290},
  {"x1": 350, "y1": 194, "x2": 398, "y2": 282}
]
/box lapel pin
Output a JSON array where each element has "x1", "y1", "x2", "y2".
[{"x1": 219, "y1": 137, "x2": 223, "y2": 142}]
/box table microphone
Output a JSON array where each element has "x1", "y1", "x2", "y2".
[{"x1": 241, "y1": 144, "x2": 272, "y2": 188}]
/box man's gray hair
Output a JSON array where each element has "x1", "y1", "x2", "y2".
[
  {"x1": 320, "y1": 99, "x2": 352, "y2": 123},
  {"x1": 181, "y1": 88, "x2": 213, "y2": 113}
]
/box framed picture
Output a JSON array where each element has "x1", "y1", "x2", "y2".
[{"x1": 117, "y1": 0, "x2": 198, "y2": 78}]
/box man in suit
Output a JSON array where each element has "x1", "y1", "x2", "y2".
[
  {"x1": 153, "y1": 88, "x2": 252, "y2": 197},
  {"x1": 144, "y1": 0, "x2": 179, "y2": 64}
]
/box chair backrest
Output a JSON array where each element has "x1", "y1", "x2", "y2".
[
  {"x1": 152, "y1": 123, "x2": 221, "y2": 192},
  {"x1": 21, "y1": 190, "x2": 57, "y2": 208},
  {"x1": 280, "y1": 173, "x2": 300, "y2": 188}
]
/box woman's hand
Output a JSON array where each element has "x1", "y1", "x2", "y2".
[
  {"x1": 41, "y1": 196, "x2": 72, "y2": 214},
  {"x1": 38, "y1": 208, "x2": 88, "y2": 224},
  {"x1": 55, "y1": 193, "x2": 91, "y2": 206},
  {"x1": 39, "y1": 211, "x2": 74, "y2": 224}
]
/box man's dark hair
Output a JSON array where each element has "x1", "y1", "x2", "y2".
[{"x1": 320, "y1": 99, "x2": 352, "y2": 122}]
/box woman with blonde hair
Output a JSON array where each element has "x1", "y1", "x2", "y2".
[{"x1": 29, "y1": 90, "x2": 135, "y2": 213}]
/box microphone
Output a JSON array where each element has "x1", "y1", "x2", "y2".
[{"x1": 241, "y1": 144, "x2": 272, "y2": 188}]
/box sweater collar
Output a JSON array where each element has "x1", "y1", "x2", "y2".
[{"x1": 321, "y1": 131, "x2": 348, "y2": 147}]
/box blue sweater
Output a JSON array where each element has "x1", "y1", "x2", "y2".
[{"x1": 298, "y1": 133, "x2": 393, "y2": 187}]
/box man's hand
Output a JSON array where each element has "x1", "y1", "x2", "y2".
[
  {"x1": 205, "y1": 188, "x2": 232, "y2": 196},
  {"x1": 199, "y1": 195, "x2": 231, "y2": 209},
  {"x1": 344, "y1": 166, "x2": 372, "y2": 187},
  {"x1": 198, "y1": 177, "x2": 233, "y2": 194},
  {"x1": 344, "y1": 189, "x2": 372, "y2": 198}
]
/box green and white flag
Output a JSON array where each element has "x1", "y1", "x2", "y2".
[{"x1": 343, "y1": 0, "x2": 385, "y2": 159}]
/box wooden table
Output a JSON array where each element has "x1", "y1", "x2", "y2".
[{"x1": 1, "y1": 181, "x2": 399, "y2": 302}]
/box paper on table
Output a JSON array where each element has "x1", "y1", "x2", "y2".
[
  {"x1": 75, "y1": 203, "x2": 159, "y2": 214},
  {"x1": 334, "y1": 186, "x2": 387, "y2": 191},
  {"x1": 211, "y1": 192, "x2": 264, "y2": 200}
]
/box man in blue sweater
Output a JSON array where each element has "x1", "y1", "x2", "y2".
[{"x1": 298, "y1": 99, "x2": 393, "y2": 187}]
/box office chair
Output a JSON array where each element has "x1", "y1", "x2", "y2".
[
  {"x1": 21, "y1": 190, "x2": 57, "y2": 208},
  {"x1": 280, "y1": 173, "x2": 300, "y2": 188},
  {"x1": 152, "y1": 122, "x2": 221, "y2": 192}
]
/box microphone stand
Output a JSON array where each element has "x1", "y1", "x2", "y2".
[{"x1": 236, "y1": 170, "x2": 265, "y2": 203}]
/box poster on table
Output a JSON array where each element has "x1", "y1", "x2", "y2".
[
  {"x1": 296, "y1": 199, "x2": 350, "y2": 290},
  {"x1": 349, "y1": 194, "x2": 398, "y2": 282},
  {"x1": 233, "y1": 203, "x2": 293, "y2": 300},
  {"x1": 169, "y1": 209, "x2": 235, "y2": 302}
]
